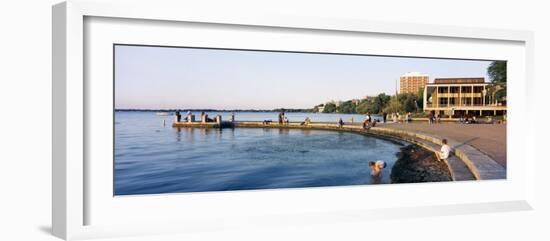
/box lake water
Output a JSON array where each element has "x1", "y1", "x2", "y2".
[{"x1": 115, "y1": 111, "x2": 401, "y2": 195}]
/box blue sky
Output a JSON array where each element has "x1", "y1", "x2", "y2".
[{"x1": 114, "y1": 45, "x2": 493, "y2": 109}]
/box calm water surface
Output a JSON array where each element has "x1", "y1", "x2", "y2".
[{"x1": 115, "y1": 111, "x2": 401, "y2": 195}]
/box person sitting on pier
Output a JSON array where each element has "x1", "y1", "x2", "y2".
[
  {"x1": 300, "y1": 117, "x2": 311, "y2": 126},
  {"x1": 283, "y1": 116, "x2": 289, "y2": 125},
  {"x1": 368, "y1": 160, "x2": 387, "y2": 177},
  {"x1": 338, "y1": 118, "x2": 344, "y2": 128},
  {"x1": 263, "y1": 119, "x2": 272, "y2": 125},
  {"x1": 362, "y1": 118, "x2": 371, "y2": 130},
  {"x1": 206, "y1": 115, "x2": 215, "y2": 122},
  {"x1": 183, "y1": 111, "x2": 191, "y2": 122}
]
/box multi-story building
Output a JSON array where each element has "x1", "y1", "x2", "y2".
[
  {"x1": 400, "y1": 72, "x2": 429, "y2": 94},
  {"x1": 423, "y1": 77, "x2": 506, "y2": 117}
]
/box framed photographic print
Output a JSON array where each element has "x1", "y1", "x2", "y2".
[{"x1": 52, "y1": 0, "x2": 535, "y2": 240}]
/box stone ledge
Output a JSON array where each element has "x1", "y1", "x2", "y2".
[{"x1": 371, "y1": 127, "x2": 505, "y2": 181}]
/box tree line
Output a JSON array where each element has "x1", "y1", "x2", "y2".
[{"x1": 314, "y1": 89, "x2": 424, "y2": 115}]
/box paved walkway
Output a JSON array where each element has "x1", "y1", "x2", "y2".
[{"x1": 379, "y1": 122, "x2": 506, "y2": 167}]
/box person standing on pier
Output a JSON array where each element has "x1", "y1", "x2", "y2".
[
  {"x1": 383, "y1": 112, "x2": 387, "y2": 123},
  {"x1": 278, "y1": 111, "x2": 283, "y2": 124},
  {"x1": 338, "y1": 118, "x2": 344, "y2": 128},
  {"x1": 365, "y1": 112, "x2": 371, "y2": 124},
  {"x1": 175, "y1": 111, "x2": 181, "y2": 122}
]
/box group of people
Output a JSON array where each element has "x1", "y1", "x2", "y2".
[
  {"x1": 277, "y1": 111, "x2": 289, "y2": 125},
  {"x1": 428, "y1": 111, "x2": 441, "y2": 124},
  {"x1": 199, "y1": 111, "x2": 215, "y2": 122},
  {"x1": 277, "y1": 112, "x2": 312, "y2": 126},
  {"x1": 385, "y1": 112, "x2": 414, "y2": 123},
  {"x1": 176, "y1": 111, "x2": 233, "y2": 123},
  {"x1": 458, "y1": 114, "x2": 477, "y2": 124},
  {"x1": 361, "y1": 112, "x2": 376, "y2": 130},
  {"x1": 367, "y1": 138, "x2": 451, "y2": 178}
]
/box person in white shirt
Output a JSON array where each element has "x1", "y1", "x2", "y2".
[{"x1": 437, "y1": 139, "x2": 451, "y2": 161}]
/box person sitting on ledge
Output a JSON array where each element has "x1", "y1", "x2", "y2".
[
  {"x1": 338, "y1": 118, "x2": 344, "y2": 128},
  {"x1": 283, "y1": 116, "x2": 289, "y2": 125},
  {"x1": 368, "y1": 160, "x2": 386, "y2": 177},
  {"x1": 183, "y1": 111, "x2": 191, "y2": 122},
  {"x1": 204, "y1": 114, "x2": 215, "y2": 122},
  {"x1": 436, "y1": 139, "x2": 451, "y2": 162},
  {"x1": 362, "y1": 118, "x2": 371, "y2": 130}
]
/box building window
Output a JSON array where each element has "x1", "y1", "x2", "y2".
[
  {"x1": 439, "y1": 98, "x2": 448, "y2": 107},
  {"x1": 473, "y1": 97, "x2": 482, "y2": 106},
  {"x1": 449, "y1": 98, "x2": 457, "y2": 105},
  {"x1": 462, "y1": 97, "x2": 472, "y2": 106},
  {"x1": 461, "y1": 86, "x2": 472, "y2": 93}
]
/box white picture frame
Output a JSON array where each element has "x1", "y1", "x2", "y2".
[{"x1": 52, "y1": 0, "x2": 535, "y2": 240}]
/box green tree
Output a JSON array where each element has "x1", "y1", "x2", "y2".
[
  {"x1": 322, "y1": 103, "x2": 337, "y2": 113},
  {"x1": 355, "y1": 100, "x2": 371, "y2": 114},
  {"x1": 487, "y1": 61, "x2": 507, "y2": 104},
  {"x1": 355, "y1": 93, "x2": 391, "y2": 114},
  {"x1": 397, "y1": 93, "x2": 420, "y2": 113},
  {"x1": 488, "y1": 61, "x2": 506, "y2": 83},
  {"x1": 416, "y1": 88, "x2": 424, "y2": 111},
  {"x1": 338, "y1": 100, "x2": 356, "y2": 114},
  {"x1": 373, "y1": 93, "x2": 391, "y2": 113},
  {"x1": 383, "y1": 96, "x2": 403, "y2": 114}
]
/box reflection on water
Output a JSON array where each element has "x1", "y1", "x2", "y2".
[{"x1": 115, "y1": 111, "x2": 401, "y2": 195}]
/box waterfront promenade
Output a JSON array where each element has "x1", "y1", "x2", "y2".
[
  {"x1": 380, "y1": 122, "x2": 506, "y2": 167},
  {"x1": 173, "y1": 118, "x2": 506, "y2": 181}
]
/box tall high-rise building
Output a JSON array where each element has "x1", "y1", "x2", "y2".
[{"x1": 400, "y1": 72, "x2": 429, "y2": 94}]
